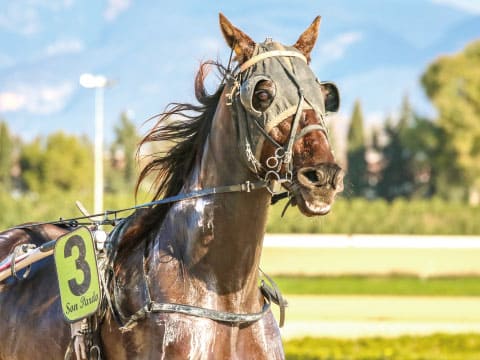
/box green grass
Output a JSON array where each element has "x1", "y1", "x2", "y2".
[
  {"x1": 273, "y1": 275, "x2": 480, "y2": 296},
  {"x1": 284, "y1": 333, "x2": 480, "y2": 360}
]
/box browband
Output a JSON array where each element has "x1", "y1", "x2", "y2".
[{"x1": 239, "y1": 50, "x2": 307, "y2": 72}]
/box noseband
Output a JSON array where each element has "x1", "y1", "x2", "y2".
[{"x1": 225, "y1": 41, "x2": 329, "y2": 193}]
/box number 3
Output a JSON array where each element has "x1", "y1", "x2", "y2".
[{"x1": 64, "y1": 235, "x2": 91, "y2": 296}]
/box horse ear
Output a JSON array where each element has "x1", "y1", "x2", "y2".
[
  {"x1": 219, "y1": 13, "x2": 256, "y2": 64},
  {"x1": 293, "y1": 16, "x2": 321, "y2": 63}
]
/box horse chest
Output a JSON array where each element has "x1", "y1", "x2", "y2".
[{"x1": 109, "y1": 314, "x2": 284, "y2": 360}]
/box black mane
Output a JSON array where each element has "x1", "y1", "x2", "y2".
[{"x1": 118, "y1": 61, "x2": 226, "y2": 257}]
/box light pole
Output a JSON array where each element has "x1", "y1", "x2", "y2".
[{"x1": 79, "y1": 73, "x2": 112, "y2": 215}]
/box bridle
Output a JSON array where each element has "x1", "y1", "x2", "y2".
[{"x1": 224, "y1": 41, "x2": 330, "y2": 194}]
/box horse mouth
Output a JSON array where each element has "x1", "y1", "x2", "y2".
[
  {"x1": 291, "y1": 164, "x2": 344, "y2": 217},
  {"x1": 293, "y1": 187, "x2": 334, "y2": 216},
  {"x1": 299, "y1": 196, "x2": 332, "y2": 216}
]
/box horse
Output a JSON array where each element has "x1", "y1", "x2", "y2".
[{"x1": 0, "y1": 13, "x2": 343, "y2": 359}]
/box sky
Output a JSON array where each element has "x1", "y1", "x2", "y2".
[{"x1": 0, "y1": 0, "x2": 479, "y2": 143}]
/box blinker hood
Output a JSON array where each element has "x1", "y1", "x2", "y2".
[{"x1": 233, "y1": 41, "x2": 331, "y2": 160}]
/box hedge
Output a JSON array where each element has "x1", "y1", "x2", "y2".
[
  {"x1": 267, "y1": 197, "x2": 480, "y2": 235},
  {"x1": 1, "y1": 190, "x2": 480, "y2": 235}
]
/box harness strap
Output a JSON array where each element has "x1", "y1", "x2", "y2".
[
  {"x1": 111, "y1": 222, "x2": 282, "y2": 332},
  {"x1": 294, "y1": 124, "x2": 326, "y2": 142},
  {"x1": 123, "y1": 180, "x2": 268, "y2": 211},
  {"x1": 120, "y1": 299, "x2": 271, "y2": 332},
  {"x1": 260, "y1": 269, "x2": 288, "y2": 327},
  {"x1": 3, "y1": 180, "x2": 270, "y2": 232},
  {"x1": 240, "y1": 50, "x2": 307, "y2": 72},
  {"x1": 283, "y1": 92, "x2": 305, "y2": 165}
]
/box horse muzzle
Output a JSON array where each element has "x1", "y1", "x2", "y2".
[{"x1": 293, "y1": 163, "x2": 344, "y2": 216}]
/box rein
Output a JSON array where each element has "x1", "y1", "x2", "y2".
[{"x1": 7, "y1": 179, "x2": 281, "y2": 230}]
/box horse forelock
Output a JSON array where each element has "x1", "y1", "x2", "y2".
[{"x1": 118, "y1": 61, "x2": 227, "y2": 260}]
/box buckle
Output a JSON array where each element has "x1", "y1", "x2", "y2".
[
  {"x1": 243, "y1": 181, "x2": 253, "y2": 192},
  {"x1": 225, "y1": 92, "x2": 233, "y2": 106},
  {"x1": 225, "y1": 81, "x2": 239, "y2": 106}
]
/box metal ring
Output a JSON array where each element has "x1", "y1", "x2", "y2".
[
  {"x1": 274, "y1": 147, "x2": 285, "y2": 159},
  {"x1": 10, "y1": 245, "x2": 33, "y2": 281},
  {"x1": 266, "y1": 156, "x2": 279, "y2": 169},
  {"x1": 264, "y1": 171, "x2": 283, "y2": 195},
  {"x1": 90, "y1": 345, "x2": 102, "y2": 360},
  {"x1": 264, "y1": 170, "x2": 281, "y2": 182}
]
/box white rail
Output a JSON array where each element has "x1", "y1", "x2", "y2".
[{"x1": 264, "y1": 234, "x2": 480, "y2": 249}]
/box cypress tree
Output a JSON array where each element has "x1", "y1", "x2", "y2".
[
  {"x1": 376, "y1": 97, "x2": 415, "y2": 200},
  {"x1": 346, "y1": 99, "x2": 368, "y2": 197},
  {"x1": 107, "y1": 111, "x2": 140, "y2": 192}
]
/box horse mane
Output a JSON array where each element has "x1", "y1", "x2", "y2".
[{"x1": 117, "y1": 61, "x2": 227, "y2": 259}]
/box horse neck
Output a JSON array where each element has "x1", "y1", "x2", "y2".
[{"x1": 155, "y1": 97, "x2": 271, "y2": 309}]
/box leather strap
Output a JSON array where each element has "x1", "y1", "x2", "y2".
[
  {"x1": 120, "y1": 299, "x2": 271, "y2": 332},
  {"x1": 294, "y1": 124, "x2": 326, "y2": 142},
  {"x1": 240, "y1": 50, "x2": 307, "y2": 73},
  {"x1": 133, "y1": 180, "x2": 268, "y2": 210}
]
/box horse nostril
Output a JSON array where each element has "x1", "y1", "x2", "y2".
[
  {"x1": 299, "y1": 165, "x2": 342, "y2": 189},
  {"x1": 302, "y1": 169, "x2": 327, "y2": 186}
]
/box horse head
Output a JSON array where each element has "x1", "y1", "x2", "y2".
[{"x1": 219, "y1": 14, "x2": 344, "y2": 216}]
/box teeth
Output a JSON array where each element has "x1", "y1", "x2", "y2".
[{"x1": 305, "y1": 201, "x2": 330, "y2": 214}]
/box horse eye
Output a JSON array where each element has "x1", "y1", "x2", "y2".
[
  {"x1": 252, "y1": 80, "x2": 275, "y2": 112},
  {"x1": 255, "y1": 90, "x2": 271, "y2": 102}
]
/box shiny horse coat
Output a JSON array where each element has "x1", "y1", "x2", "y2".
[{"x1": 0, "y1": 14, "x2": 343, "y2": 360}]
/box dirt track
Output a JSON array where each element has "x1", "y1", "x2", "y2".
[{"x1": 275, "y1": 295, "x2": 480, "y2": 338}]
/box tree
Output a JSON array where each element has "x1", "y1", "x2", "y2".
[
  {"x1": 19, "y1": 132, "x2": 93, "y2": 194},
  {"x1": 107, "y1": 111, "x2": 140, "y2": 193},
  {"x1": 346, "y1": 99, "x2": 368, "y2": 197},
  {"x1": 397, "y1": 95, "x2": 414, "y2": 134},
  {"x1": 376, "y1": 100, "x2": 415, "y2": 201},
  {"x1": 402, "y1": 116, "x2": 446, "y2": 198},
  {"x1": 421, "y1": 40, "x2": 480, "y2": 203},
  {"x1": 0, "y1": 121, "x2": 14, "y2": 190}
]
